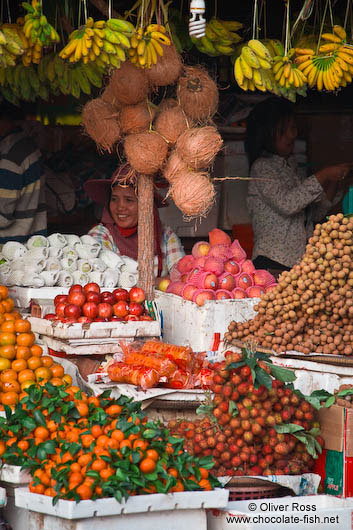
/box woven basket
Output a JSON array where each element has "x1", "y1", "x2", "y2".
[{"x1": 226, "y1": 478, "x2": 293, "y2": 501}]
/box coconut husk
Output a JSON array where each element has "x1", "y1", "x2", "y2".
[
  {"x1": 170, "y1": 170, "x2": 216, "y2": 218},
  {"x1": 109, "y1": 61, "x2": 150, "y2": 105},
  {"x1": 120, "y1": 101, "x2": 156, "y2": 135},
  {"x1": 154, "y1": 106, "x2": 190, "y2": 144},
  {"x1": 163, "y1": 151, "x2": 188, "y2": 183},
  {"x1": 82, "y1": 98, "x2": 121, "y2": 153},
  {"x1": 101, "y1": 82, "x2": 121, "y2": 110},
  {"x1": 158, "y1": 98, "x2": 178, "y2": 113},
  {"x1": 177, "y1": 66, "x2": 219, "y2": 123},
  {"x1": 146, "y1": 43, "x2": 183, "y2": 87},
  {"x1": 176, "y1": 126, "x2": 223, "y2": 169},
  {"x1": 124, "y1": 131, "x2": 168, "y2": 175}
]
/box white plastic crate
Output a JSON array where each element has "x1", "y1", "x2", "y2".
[
  {"x1": 41, "y1": 336, "x2": 125, "y2": 356},
  {"x1": 207, "y1": 494, "x2": 353, "y2": 530},
  {"x1": 8, "y1": 286, "x2": 70, "y2": 309},
  {"x1": 0, "y1": 465, "x2": 31, "y2": 485},
  {"x1": 271, "y1": 356, "x2": 353, "y2": 394},
  {"x1": 15, "y1": 487, "x2": 228, "y2": 519},
  {"x1": 28, "y1": 317, "x2": 161, "y2": 340},
  {"x1": 155, "y1": 291, "x2": 258, "y2": 352}
]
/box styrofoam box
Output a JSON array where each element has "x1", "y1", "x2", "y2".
[
  {"x1": 8, "y1": 287, "x2": 70, "y2": 309},
  {"x1": 0, "y1": 465, "x2": 30, "y2": 484},
  {"x1": 155, "y1": 291, "x2": 258, "y2": 352},
  {"x1": 15, "y1": 487, "x2": 228, "y2": 520},
  {"x1": 271, "y1": 356, "x2": 353, "y2": 395},
  {"x1": 28, "y1": 317, "x2": 161, "y2": 340},
  {"x1": 41, "y1": 336, "x2": 125, "y2": 356},
  {"x1": 207, "y1": 494, "x2": 353, "y2": 530}
]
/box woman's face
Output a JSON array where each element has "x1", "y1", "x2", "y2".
[
  {"x1": 274, "y1": 117, "x2": 298, "y2": 159},
  {"x1": 109, "y1": 185, "x2": 138, "y2": 228}
]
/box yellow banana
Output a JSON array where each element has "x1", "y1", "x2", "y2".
[
  {"x1": 59, "y1": 39, "x2": 78, "y2": 59},
  {"x1": 338, "y1": 51, "x2": 353, "y2": 65},
  {"x1": 81, "y1": 37, "x2": 88, "y2": 57},
  {"x1": 273, "y1": 59, "x2": 284, "y2": 74},
  {"x1": 333, "y1": 25, "x2": 347, "y2": 41},
  {"x1": 115, "y1": 32, "x2": 130, "y2": 48},
  {"x1": 115, "y1": 45, "x2": 126, "y2": 62},
  {"x1": 148, "y1": 41, "x2": 157, "y2": 65},
  {"x1": 343, "y1": 70, "x2": 352, "y2": 83},
  {"x1": 94, "y1": 20, "x2": 106, "y2": 29},
  {"x1": 283, "y1": 63, "x2": 291, "y2": 78},
  {"x1": 137, "y1": 39, "x2": 146, "y2": 56},
  {"x1": 74, "y1": 39, "x2": 82, "y2": 62},
  {"x1": 307, "y1": 64, "x2": 318, "y2": 86},
  {"x1": 150, "y1": 31, "x2": 170, "y2": 46},
  {"x1": 146, "y1": 24, "x2": 166, "y2": 34},
  {"x1": 248, "y1": 39, "x2": 272, "y2": 62},
  {"x1": 92, "y1": 41, "x2": 101, "y2": 56},
  {"x1": 93, "y1": 35, "x2": 104, "y2": 48},
  {"x1": 316, "y1": 69, "x2": 324, "y2": 90},
  {"x1": 319, "y1": 43, "x2": 339, "y2": 53},
  {"x1": 130, "y1": 34, "x2": 139, "y2": 48},
  {"x1": 241, "y1": 46, "x2": 260, "y2": 68},
  {"x1": 234, "y1": 56, "x2": 244, "y2": 85},
  {"x1": 295, "y1": 48, "x2": 314, "y2": 55},
  {"x1": 89, "y1": 49, "x2": 96, "y2": 62},
  {"x1": 295, "y1": 54, "x2": 314, "y2": 65},
  {"x1": 340, "y1": 44, "x2": 353, "y2": 57},
  {"x1": 258, "y1": 57, "x2": 272, "y2": 69},
  {"x1": 335, "y1": 55, "x2": 349, "y2": 71},
  {"x1": 321, "y1": 33, "x2": 342, "y2": 43},
  {"x1": 93, "y1": 28, "x2": 105, "y2": 39},
  {"x1": 150, "y1": 37, "x2": 164, "y2": 56},
  {"x1": 253, "y1": 68, "x2": 263, "y2": 86},
  {"x1": 274, "y1": 64, "x2": 285, "y2": 81},
  {"x1": 240, "y1": 55, "x2": 253, "y2": 79}
]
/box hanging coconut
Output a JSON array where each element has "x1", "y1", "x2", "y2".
[
  {"x1": 146, "y1": 43, "x2": 183, "y2": 87},
  {"x1": 154, "y1": 106, "x2": 190, "y2": 144},
  {"x1": 120, "y1": 102, "x2": 156, "y2": 135},
  {"x1": 176, "y1": 126, "x2": 223, "y2": 169},
  {"x1": 101, "y1": 83, "x2": 121, "y2": 110},
  {"x1": 163, "y1": 151, "x2": 188, "y2": 183},
  {"x1": 82, "y1": 98, "x2": 121, "y2": 153},
  {"x1": 158, "y1": 98, "x2": 178, "y2": 113},
  {"x1": 170, "y1": 170, "x2": 216, "y2": 218},
  {"x1": 109, "y1": 61, "x2": 150, "y2": 105},
  {"x1": 124, "y1": 131, "x2": 168, "y2": 175},
  {"x1": 177, "y1": 66, "x2": 219, "y2": 122}
]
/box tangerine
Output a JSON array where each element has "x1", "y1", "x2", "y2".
[
  {"x1": 15, "y1": 346, "x2": 31, "y2": 360},
  {"x1": 0, "y1": 369, "x2": 17, "y2": 382},
  {"x1": 35, "y1": 366, "x2": 52, "y2": 382},
  {"x1": 14, "y1": 319, "x2": 31, "y2": 333},
  {"x1": 0, "y1": 345, "x2": 16, "y2": 360},
  {"x1": 30, "y1": 344, "x2": 43, "y2": 357},
  {"x1": 11, "y1": 358, "x2": 27, "y2": 372},
  {"x1": 139, "y1": 458, "x2": 156, "y2": 474},
  {"x1": 1, "y1": 391, "x2": 18, "y2": 406},
  {"x1": 0, "y1": 332, "x2": 16, "y2": 346},
  {"x1": 16, "y1": 332, "x2": 35, "y2": 347},
  {"x1": 27, "y1": 356, "x2": 42, "y2": 370},
  {"x1": 2, "y1": 379, "x2": 20, "y2": 393},
  {"x1": 18, "y1": 369, "x2": 35, "y2": 384},
  {"x1": 50, "y1": 363, "x2": 64, "y2": 378},
  {"x1": 0, "y1": 358, "x2": 11, "y2": 371}
]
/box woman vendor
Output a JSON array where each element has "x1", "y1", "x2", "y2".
[
  {"x1": 245, "y1": 97, "x2": 351, "y2": 273},
  {"x1": 84, "y1": 163, "x2": 184, "y2": 279}
]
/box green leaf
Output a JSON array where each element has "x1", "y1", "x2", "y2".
[
  {"x1": 196, "y1": 404, "x2": 213, "y2": 416},
  {"x1": 114, "y1": 490, "x2": 123, "y2": 503},
  {"x1": 275, "y1": 423, "x2": 304, "y2": 434},
  {"x1": 42, "y1": 440, "x2": 56, "y2": 454},
  {"x1": 337, "y1": 389, "x2": 353, "y2": 398},
  {"x1": 142, "y1": 429, "x2": 158, "y2": 439},
  {"x1": 34, "y1": 409, "x2": 47, "y2": 427},
  {"x1": 4, "y1": 405, "x2": 12, "y2": 420},
  {"x1": 228, "y1": 400, "x2": 238, "y2": 416},
  {"x1": 254, "y1": 366, "x2": 272, "y2": 389},
  {"x1": 86, "y1": 470, "x2": 100, "y2": 479},
  {"x1": 22, "y1": 417, "x2": 36, "y2": 431},
  {"x1": 226, "y1": 361, "x2": 246, "y2": 371},
  {"x1": 168, "y1": 436, "x2": 184, "y2": 445},
  {"x1": 115, "y1": 468, "x2": 127, "y2": 481},
  {"x1": 37, "y1": 447, "x2": 47, "y2": 461},
  {"x1": 268, "y1": 363, "x2": 296, "y2": 383},
  {"x1": 325, "y1": 396, "x2": 336, "y2": 408},
  {"x1": 143, "y1": 471, "x2": 158, "y2": 481}
]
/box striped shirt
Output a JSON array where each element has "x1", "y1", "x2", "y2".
[
  {"x1": 88, "y1": 223, "x2": 185, "y2": 276},
  {"x1": 0, "y1": 128, "x2": 46, "y2": 245}
]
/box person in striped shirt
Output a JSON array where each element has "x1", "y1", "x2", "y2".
[{"x1": 0, "y1": 105, "x2": 46, "y2": 246}]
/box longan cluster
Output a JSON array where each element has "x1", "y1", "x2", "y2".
[{"x1": 225, "y1": 214, "x2": 353, "y2": 355}]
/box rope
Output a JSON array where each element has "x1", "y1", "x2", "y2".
[
  {"x1": 108, "y1": 0, "x2": 112, "y2": 19},
  {"x1": 316, "y1": 0, "x2": 329, "y2": 54},
  {"x1": 6, "y1": 0, "x2": 11, "y2": 23},
  {"x1": 344, "y1": 0, "x2": 350, "y2": 30}
]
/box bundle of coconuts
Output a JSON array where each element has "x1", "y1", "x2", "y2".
[
  {"x1": 81, "y1": 44, "x2": 223, "y2": 218},
  {"x1": 225, "y1": 213, "x2": 353, "y2": 356}
]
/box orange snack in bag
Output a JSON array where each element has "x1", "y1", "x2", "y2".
[
  {"x1": 141, "y1": 340, "x2": 193, "y2": 369},
  {"x1": 123, "y1": 351, "x2": 177, "y2": 378},
  {"x1": 107, "y1": 362, "x2": 160, "y2": 390}
]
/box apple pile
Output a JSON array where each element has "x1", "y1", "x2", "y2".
[
  {"x1": 159, "y1": 229, "x2": 277, "y2": 306},
  {"x1": 168, "y1": 349, "x2": 323, "y2": 477},
  {"x1": 45, "y1": 283, "x2": 153, "y2": 323}
]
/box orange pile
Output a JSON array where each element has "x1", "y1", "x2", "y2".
[{"x1": 0, "y1": 286, "x2": 72, "y2": 408}]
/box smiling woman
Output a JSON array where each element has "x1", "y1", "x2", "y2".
[{"x1": 84, "y1": 164, "x2": 184, "y2": 278}]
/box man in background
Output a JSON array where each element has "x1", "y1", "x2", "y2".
[{"x1": 0, "y1": 102, "x2": 46, "y2": 246}]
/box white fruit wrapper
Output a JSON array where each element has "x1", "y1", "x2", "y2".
[
  {"x1": 103, "y1": 268, "x2": 120, "y2": 288},
  {"x1": 77, "y1": 259, "x2": 92, "y2": 273},
  {"x1": 2, "y1": 241, "x2": 27, "y2": 260},
  {"x1": 26, "y1": 247, "x2": 49, "y2": 260},
  {"x1": 61, "y1": 257, "x2": 77, "y2": 273},
  {"x1": 26, "y1": 235, "x2": 49, "y2": 249},
  {"x1": 40, "y1": 270, "x2": 59, "y2": 286},
  {"x1": 57, "y1": 270, "x2": 73, "y2": 287},
  {"x1": 45, "y1": 257, "x2": 61, "y2": 272},
  {"x1": 100, "y1": 249, "x2": 124, "y2": 269},
  {"x1": 48, "y1": 233, "x2": 67, "y2": 248}
]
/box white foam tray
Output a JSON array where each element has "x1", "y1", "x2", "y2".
[
  {"x1": 15, "y1": 487, "x2": 228, "y2": 519},
  {"x1": 0, "y1": 465, "x2": 31, "y2": 484},
  {"x1": 8, "y1": 287, "x2": 70, "y2": 309},
  {"x1": 42, "y1": 336, "x2": 127, "y2": 356},
  {"x1": 29, "y1": 317, "x2": 160, "y2": 340}
]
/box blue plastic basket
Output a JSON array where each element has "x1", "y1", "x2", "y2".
[{"x1": 343, "y1": 186, "x2": 353, "y2": 216}]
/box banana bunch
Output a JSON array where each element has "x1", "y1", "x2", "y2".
[
  {"x1": 128, "y1": 24, "x2": 171, "y2": 68},
  {"x1": 59, "y1": 17, "x2": 134, "y2": 68},
  {"x1": 22, "y1": 1, "x2": 60, "y2": 47},
  {"x1": 234, "y1": 39, "x2": 273, "y2": 92},
  {"x1": 40, "y1": 53, "x2": 104, "y2": 99},
  {"x1": 0, "y1": 24, "x2": 26, "y2": 67},
  {"x1": 192, "y1": 17, "x2": 243, "y2": 57},
  {"x1": 273, "y1": 51, "x2": 307, "y2": 89}
]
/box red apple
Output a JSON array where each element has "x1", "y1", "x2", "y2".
[
  {"x1": 110, "y1": 315, "x2": 124, "y2": 321},
  {"x1": 97, "y1": 302, "x2": 113, "y2": 319},
  {"x1": 129, "y1": 287, "x2": 145, "y2": 303},
  {"x1": 82, "y1": 302, "x2": 98, "y2": 319},
  {"x1": 64, "y1": 304, "x2": 81, "y2": 319},
  {"x1": 54, "y1": 294, "x2": 67, "y2": 306},
  {"x1": 69, "y1": 284, "x2": 83, "y2": 294},
  {"x1": 86, "y1": 291, "x2": 101, "y2": 304},
  {"x1": 101, "y1": 291, "x2": 115, "y2": 305},
  {"x1": 128, "y1": 302, "x2": 144, "y2": 317},
  {"x1": 56, "y1": 302, "x2": 68, "y2": 317},
  {"x1": 67, "y1": 290, "x2": 86, "y2": 307},
  {"x1": 139, "y1": 315, "x2": 153, "y2": 321},
  {"x1": 113, "y1": 301, "x2": 129, "y2": 318},
  {"x1": 224, "y1": 260, "x2": 240, "y2": 275},
  {"x1": 93, "y1": 317, "x2": 106, "y2": 322},
  {"x1": 125, "y1": 314, "x2": 139, "y2": 321},
  {"x1": 77, "y1": 316, "x2": 93, "y2": 323},
  {"x1": 83, "y1": 282, "x2": 100, "y2": 294},
  {"x1": 113, "y1": 288, "x2": 129, "y2": 302}
]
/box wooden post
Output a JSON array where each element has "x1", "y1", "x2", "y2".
[{"x1": 137, "y1": 173, "x2": 155, "y2": 300}]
